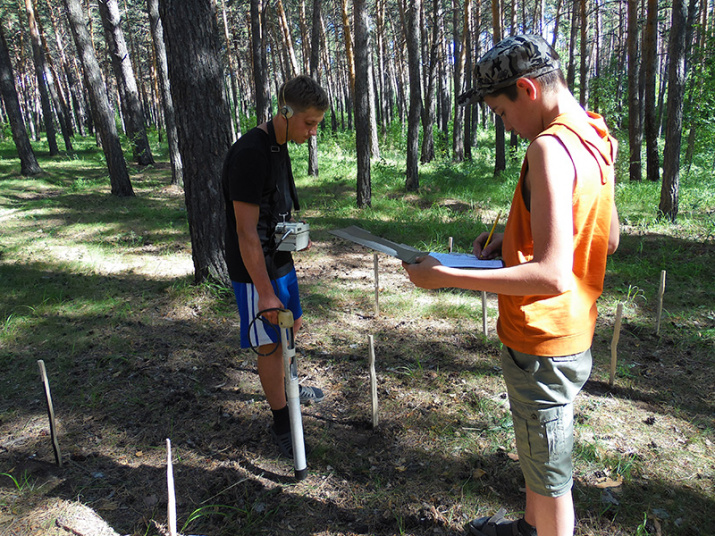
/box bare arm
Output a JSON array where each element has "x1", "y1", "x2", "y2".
[
  {"x1": 234, "y1": 200, "x2": 283, "y2": 320},
  {"x1": 403, "y1": 137, "x2": 575, "y2": 296},
  {"x1": 608, "y1": 201, "x2": 620, "y2": 254}
]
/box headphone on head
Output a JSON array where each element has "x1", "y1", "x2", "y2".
[
  {"x1": 280, "y1": 104, "x2": 294, "y2": 119},
  {"x1": 280, "y1": 84, "x2": 294, "y2": 119}
]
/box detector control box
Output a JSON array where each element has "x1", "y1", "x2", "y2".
[{"x1": 275, "y1": 221, "x2": 310, "y2": 251}]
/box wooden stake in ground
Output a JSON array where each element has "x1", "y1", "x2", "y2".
[
  {"x1": 481, "y1": 292, "x2": 488, "y2": 336},
  {"x1": 373, "y1": 253, "x2": 379, "y2": 316},
  {"x1": 166, "y1": 438, "x2": 177, "y2": 536},
  {"x1": 37, "y1": 359, "x2": 62, "y2": 467},
  {"x1": 610, "y1": 302, "x2": 624, "y2": 387},
  {"x1": 448, "y1": 236, "x2": 453, "y2": 252},
  {"x1": 368, "y1": 335, "x2": 378, "y2": 428},
  {"x1": 656, "y1": 270, "x2": 666, "y2": 335}
]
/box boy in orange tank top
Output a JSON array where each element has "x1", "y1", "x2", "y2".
[{"x1": 403, "y1": 35, "x2": 620, "y2": 536}]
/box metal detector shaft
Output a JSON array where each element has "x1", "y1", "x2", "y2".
[{"x1": 278, "y1": 309, "x2": 308, "y2": 480}]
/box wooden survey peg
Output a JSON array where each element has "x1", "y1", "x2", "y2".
[
  {"x1": 482, "y1": 292, "x2": 488, "y2": 336},
  {"x1": 610, "y1": 303, "x2": 624, "y2": 387},
  {"x1": 37, "y1": 359, "x2": 62, "y2": 467},
  {"x1": 656, "y1": 270, "x2": 666, "y2": 335}
]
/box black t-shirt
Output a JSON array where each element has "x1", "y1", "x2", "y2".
[{"x1": 222, "y1": 123, "x2": 298, "y2": 283}]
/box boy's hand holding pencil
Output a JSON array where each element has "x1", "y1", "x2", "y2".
[{"x1": 473, "y1": 211, "x2": 503, "y2": 259}]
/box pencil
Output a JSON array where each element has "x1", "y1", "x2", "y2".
[{"x1": 480, "y1": 211, "x2": 502, "y2": 258}]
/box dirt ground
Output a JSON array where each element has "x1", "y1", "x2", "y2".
[{"x1": 0, "y1": 233, "x2": 713, "y2": 536}]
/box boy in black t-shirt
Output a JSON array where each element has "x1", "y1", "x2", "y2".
[{"x1": 222, "y1": 75, "x2": 329, "y2": 458}]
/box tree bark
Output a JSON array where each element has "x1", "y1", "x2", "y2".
[
  {"x1": 452, "y1": 0, "x2": 465, "y2": 162},
  {"x1": 579, "y1": 0, "x2": 590, "y2": 107},
  {"x1": 0, "y1": 24, "x2": 42, "y2": 175},
  {"x1": 47, "y1": 4, "x2": 88, "y2": 137},
  {"x1": 147, "y1": 0, "x2": 183, "y2": 186},
  {"x1": 376, "y1": 0, "x2": 390, "y2": 131},
  {"x1": 63, "y1": 0, "x2": 134, "y2": 196},
  {"x1": 250, "y1": 0, "x2": 270, "y2": 124},
  {"x1": 660, "y1": 0, "x2": 689, "y2": 221},
  {"x1": 405, "y1": 0, "x2": 422, "y2": 191},
  {"x1": 627, "y1": 0, "x2": 642, "y2": 181},
  {"x1": 159, "y1": 0, "x2": 232, "y2": 284},
  {"x1": 354, "y1": 0, "x2": 372, "y2": 207},
  {"x1": 41, "y1": 7, "x2": 76, "y2": 149},
  {"x1": 276, "y1": 0, "x2": 299, "y2": 77},
  {"x1": 643, "y1": 0, "x2": 659, "y2": 183},
  {"x1": 552, "y1": 0, "x2": 563, "y2": 48},
  {"x1": 219, "y1": 0, "x2": 238, "y2": 141},
  {"x1": 420, "y1": 0, "x2": 440, "y2": 164},
  {"x1": 340, "y1": 0, "x2": 356, "y2": 106},
  {"x1": 492, "y1": 0, "x2": 506, "y2": 175},
  {"x1": 98, "y1": 0, "x2": 154, "y2": 166},
  {"x1": 24, "y1": 0, "x2": 59, "y2": 156},
  {"x1": 307, "y1": 0, "x2": 321, "y2": 176},
  {"x1": 567, "y1": 1, "x2": 578, "y2": 89}
]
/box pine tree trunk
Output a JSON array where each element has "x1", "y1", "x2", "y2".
[
  {"x1": 159, "y1": 0, "x2": 232, "y2": 284},
  {"x1": 63, "y1": 0, "x2": 133, "y2": 197},
  {"x1": 354, "y1": 0, "x2": 372, "y2": 207},
  {"x1": 0, "y1": 25, "x2": 42, "y2": 176},
  {"x1": 42, "y1": 50, "x2": 74, "y2": 153},
  {"x1": 98, "y1": 0, "x2": 154, "y2": 166},
  {"x1": 464, "y1": 2, "x2": 473, "y2": 160},
  {"x1": 627, "y1": 0, "x2": 642, "y2": 181},
  {"x1": 552, "y1": 0, "x2": 562, "y2": 48},
  {"x1": 340, "y1": 0, "x2": 356, "y2": 107},
  {"x1": 368, "y1": 46, "x2": 380, "y2": 159},
  {"x1": 307, "y1": 0, "x2": 321, "y2": 176},
  {"x1": 660, "y1": 0, "x2": 688, "y2": 221},
  {"x1": 405, "y1": 0, "x2": 422, "y2": 191},
  {"x1": 452, "y1": 0, "x2": 464, "y2": 162},
  {"x1": 49, "y1": 6, "x2": 88, "y2": 138},
  {"x1": 376, "y1": 0, "x2": 389, "y2": 133},
  {"x1": 276, "y1": 0, "x2": 299, "y2": 77},
  {"x1": 251, "y1": 0, "x2": 270, "y2": 124},
  {"x1": 40, "y1": 5, "x2": 76, "y2": 148},
  {"x1": 492, "y1": 0, "x2": 506, "y2": 175},
  {"x1": 567, "y1": 2, "x2": 578, "y2": 89},
  {"x1": 438, "y1": 23, "x2": 450, "y2": 137},
  {"x1": 643, "y1": 0, "x2": 660, "y2": 183},
  {"x1": 147, "y1": 0, "x2": 183, "y2": 186},
  {"x1": 219, "y1": 0, "x2": 238, "y2": 141},
  {"x1": 24, "y1": 0, "x2": 59, "y2": 156},
  {"x1": 579, "y1": 0, "x2": 590, "y2": 107},
  {"x1": 420, "y1": 0, "x2": 441, "y2": 164}
]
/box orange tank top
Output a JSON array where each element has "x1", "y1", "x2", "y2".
[{"x1": 497, "y1": 111, "x2": 617, "y2": 356}]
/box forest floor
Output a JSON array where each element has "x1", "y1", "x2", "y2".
[{"x1": 0, "y1": 167, "x2": 713, "y2": 536}]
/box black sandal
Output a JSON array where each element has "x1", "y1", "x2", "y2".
[
  {"x1": 270, "y1": 426, "x2": 310, "y2": 459},
  {"x1": 467, "y1": 508, "x2": 536, "y2": 536}
]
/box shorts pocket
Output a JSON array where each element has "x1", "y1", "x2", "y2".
[{"x1": 512, "y1": 403, "x2": 570, "y2": 462}]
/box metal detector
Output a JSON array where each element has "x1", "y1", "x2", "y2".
[{"x1": 277, "y1": 309, "x2": 308, "y2": 480}]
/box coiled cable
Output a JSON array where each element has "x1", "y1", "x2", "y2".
[{"x1": 246, "y1": 307, "x2": 284, "y2": 356}]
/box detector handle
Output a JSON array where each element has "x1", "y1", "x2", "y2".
[{"x1": 278, "y1": 309, "x2": 307, "y2": 480}]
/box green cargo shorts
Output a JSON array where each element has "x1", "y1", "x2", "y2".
[{"x1": 500, "y1": 346, "x2": 592, "y2": 497}]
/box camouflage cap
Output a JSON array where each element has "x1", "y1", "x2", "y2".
[{"x1": 457, "y1": 34, "x2": 561, "y2": 105}]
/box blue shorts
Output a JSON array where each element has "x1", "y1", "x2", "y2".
[
  {"x1": 500, "y1": 346, "x2": 592, "y2": 497},
  {"x1": 232, "y1": 269, "x2": 303, "y2": 349}
]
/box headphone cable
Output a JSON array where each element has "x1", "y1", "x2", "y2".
[{"x1": 246, "y1": 307, "x2": 284, "y2": 356}]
